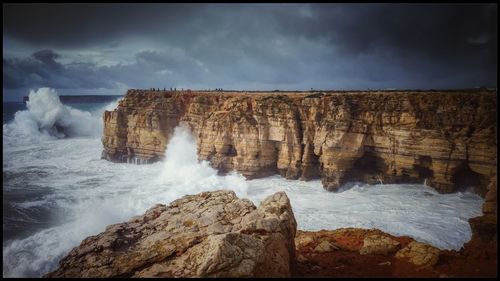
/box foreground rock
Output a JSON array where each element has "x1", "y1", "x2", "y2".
[
  {"x1": 102, "y1": 89, "x2": 496, "y2": 194},
  {"x1": 45, "y1": 190, "x2": 297, "y2": 278},
  {"x1": 395, "y1": 241, "x2": 440, "y2": 267},
  {"x1": 293, "y1": 228, "x2": 496, "y2": 277},
  {"x1": 359, "y1": 234, "x2": 400, "y2": 255}
]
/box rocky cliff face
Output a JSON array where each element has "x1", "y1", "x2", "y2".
[
  {"x1": 45, "y1": 190, "x2": 297, "y2": 277},
  {"x1": 102, "y1": 89, "x2": 497, "y2": 194}
]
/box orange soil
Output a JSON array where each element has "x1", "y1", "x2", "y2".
[{"x1": 292, "y1": 228, "x2": 497, "y2": 278}]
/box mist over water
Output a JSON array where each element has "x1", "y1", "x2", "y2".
[{"x1": 2, "y1": 88, "x2": 484, "y2": 277}]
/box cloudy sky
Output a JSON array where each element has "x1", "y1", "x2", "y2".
[{"x1": 3, "y1": 3, "x2": 497, "y2": 101}]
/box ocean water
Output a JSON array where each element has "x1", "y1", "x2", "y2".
[{"x1": 2, "y1": 88, "x2": 484, "y2": 277}]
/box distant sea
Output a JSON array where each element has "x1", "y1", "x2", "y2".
[
  {"x1": 3, "y1": 102, "x2": 109, "y2": 124},
  {"x1": 3, "y1": 102, "x2": 27, "y2": 124}
]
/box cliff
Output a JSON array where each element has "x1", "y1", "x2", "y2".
[{"x1": 102, "y1": 89, "x2": 497, "y2": 194}]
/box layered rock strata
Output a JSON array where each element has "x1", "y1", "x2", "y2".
[
  {"x1": 45, "y1": 190, "x2": 297, "y2": 277},
  {"x1": 102, "y1": 89, "x2": 497, "y2": 193}
]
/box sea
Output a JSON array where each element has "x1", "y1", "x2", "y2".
[{"x1": 2, "y1": 88, "x2": 484, "y2": 277}]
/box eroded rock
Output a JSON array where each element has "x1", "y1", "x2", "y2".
[
  {"x1": 359, "y1": 234, "x2": 400, "y2": 255},
  {"x1": 313, "y1": 240, "x2": 339, "y2": 253},
  {"x1": 395, "y1": 241, "x2": 440, "y2": 267},
  {"x1": 102, "y1": 90, "x2": 497, "y2": 194},
  {"x1": 44, "y1": 190, "x2": 297, "y2": 278}
]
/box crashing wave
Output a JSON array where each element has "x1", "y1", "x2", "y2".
[{"x1": 3, "y1": 88, "x2": 120, "y2": 145}]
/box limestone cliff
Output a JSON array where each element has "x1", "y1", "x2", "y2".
[{"x1": 102, "y1": 89, "x2": 497, "y2": 194}]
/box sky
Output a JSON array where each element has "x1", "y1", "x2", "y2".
[{"x1": 3, "y1": 3, "x2": 497, "y2": 101}]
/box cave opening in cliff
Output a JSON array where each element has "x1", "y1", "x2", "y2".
[
  {"x1": 451, "y1": 162, "x2": 482, "y2": 194},
  {"x1": 300, "y1": 144, "x2": 321, "y2": 180},
  {"x1": 344, "y1": 150, "x2": 387, "y2": 184},
  {"x1": 414, "y1": 155, "x2": 434, "y2": 180},
  {"x1": 224, "y1": 144, "x2": 237, "y2": 157}
]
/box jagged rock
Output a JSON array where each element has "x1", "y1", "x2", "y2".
[
  {"x1": 395, "y1": 241, "x2": 440, "y2": 267},
  {"x1": 313, "y1": 240, "x2": 339, "y2": 253},
  {"x1": 295, "y1": 234, "x2": 315, "y2": 248},
  {"x1": 102, "y1": 90, "x2": 497, "y2": 194},
  {"x1": 44, "y1": 190, "x2": 297, "y2": 278},
  {"x1": 294, "y1": 228, "x2": 496, "y2": 277},
  {"x1": 359, "y1": 234, "x2": 400, "y2": 255}
]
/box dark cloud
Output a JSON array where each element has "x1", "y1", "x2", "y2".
[
  {"x1": 5, "y1": 4, "x2": 495, "y2": 60},
  {"x1": 2, "y1": 4, "x2": 497, "y2": 101},
  {"x1": 4, "y1": 49, "x2": 214, "y2": 90},
  {"x1": 4, "y1": 50, "x2": 114, "y2": 89},
  {"x1": 32, "y1": 50, "x2": 59, "y2": 64},
  {"x1": 3, "y1": 4, "x2": 200, "y2": 48}
]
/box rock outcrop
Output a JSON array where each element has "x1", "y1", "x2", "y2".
[
  {"x1": 293, "y1": 228, "x2": 495, "y2": 277},
  {"x1": 45, "y1": 190, "x2": 297, "y2": 278},
  {"x1": 359, "y1": 234, "x2": 400, "y2": 256},
  {"x1": 102, "y1": 89, "x2": 497, "y2": 194},
  {"x1": 395, "y1": 241, "x2": 440, "y2": 268}
]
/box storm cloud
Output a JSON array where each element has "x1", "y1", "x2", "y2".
[{"x1": 3, "y1": 3, "x2": 497, "y2": 100}]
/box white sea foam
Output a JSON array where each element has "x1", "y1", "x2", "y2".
[
  {"x1": 160, "y1": 125, "x2": 248, "y2": 198},
  {"x1": 2, "y1": 93, "x2": 484, "y2": 277}
]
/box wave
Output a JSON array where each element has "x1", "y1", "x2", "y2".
[
  {"x1": 159, "y1": 125, "x2": 249, "y2": 198},
  {"x1": 2, "y1": 88, "x2": 120, "y2": 145}
]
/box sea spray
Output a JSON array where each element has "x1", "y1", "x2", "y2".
[
  {"x1": 159, "y1": 125, "x2": 248, "y2": 198},
  {"x1": 3, "y1": 126, "x2": 248, "y2": 277},
  {"x1": 3, "y1": 88, "x2": 121, "y2": 145}
]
